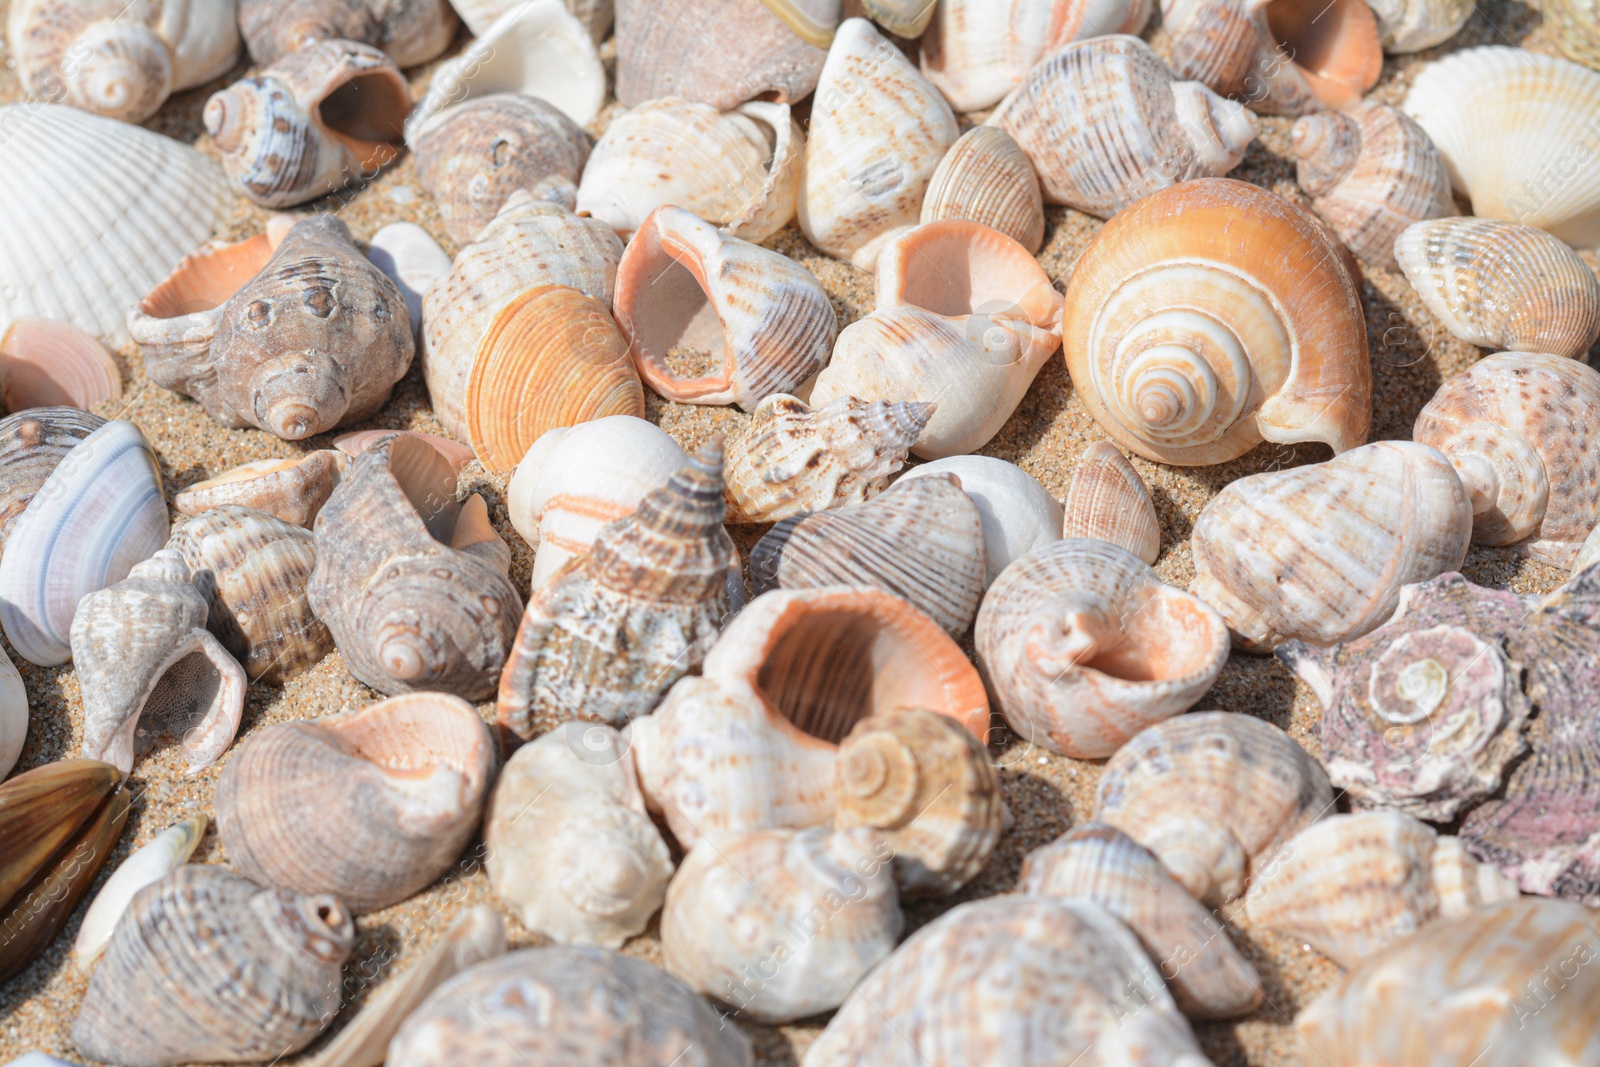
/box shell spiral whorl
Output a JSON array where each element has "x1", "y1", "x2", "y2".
[{"x1": 69, "y1": 21, "x2": 172, "y2": 123}]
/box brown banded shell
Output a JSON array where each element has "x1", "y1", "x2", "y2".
[
  {"x1": 238, "y1": 0, "x2": 458, "y2": 66},
  {"x1": 615, "y1": 0, "x2": 825, "y2": 110},
  {"x1": 174, "y1": 450, "x2": 348, "y2": 529},
  {"x1": 127, "y1": 231, "x2": 277, "y2": 380},
  {"x1": 0, "y1": 406, "x2": 105, "y2": 552},
  {"x1": 1061, "y1": 440, "x2": 1161, "y2": 565},
  {"x1": 919, "y1": 126, "x2": 1046, "y2": 255}
]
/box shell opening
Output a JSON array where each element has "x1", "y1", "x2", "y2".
[
  {"x1": 888, "y1": 222, "x2": 1059, "y2": 326},
  {"x1": 1263, "y1": 0, "x2": 1383, "y2": 106},
  {"x1": 326, "y1": 694, "x2": 488, "y2": 781},
  {"x1": 139, "y1": 236, "x2": 276, "y2": 321},
  {"x1": 315, "y1": 71, "x2": 410, "y2": 162},
  {"x1": 621, "y1": 230, "x2": 732, "y2": 397}
]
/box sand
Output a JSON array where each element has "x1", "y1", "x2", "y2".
[{"x1": 0, "y1": 3, "x2": 1593, "y2": 1065}]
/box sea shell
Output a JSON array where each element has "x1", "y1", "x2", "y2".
[
  {"x1": 0, "y1": 318, "x2": 123, "y2": 412},
  {"x1": 614, "y1": 207, "x2": 835, "y2": 412},
  {"x1": 308, "y1": 432, "x2": 522, "y2": 701},
  {"x1": 8, "y1": 0, "x2": 241, "y2": 124},
  {"x1": 897, "y1": 456, "x2": 1063, "y2": 586},
  {"x1": 385, "y1": 947, "x2": 754, "y2": 1067},
  {"x1": 1061, "y1": 440, "x2": 1160, "y2": 564},
  {"x1": 920, "y1": 126, "x2": 1045, "y2": 256},
  {"x1": 71, "y1": 815, "x2": 206, "y2": 972},
  {"x1": 0, "y1": 104, "x2": 231, "y2": 348},
  {"x1": 799, "y1": 18, "x2": 959, "y2": 270},
  {"x1": 127, "y1": 230, "x2": 277, "y2": 385},
  {"x1": 334, "y1": 429, "x2": 477, "y2": 472},
  {"x1": 1294, "y1": 899, "x2": 1600, "y2": 1067},
  {"x1": 204, "y1": 40, "x2": 410, "y2": 208},
  {"x1": 72, "y1": 865, "x2": 353, "y2": 1066},
  {"x1": 802, "y1": 896, "x2": 1214, "y2": 1067},
  {"x1": 1093, "y1": 711, "x2": 1335, "y2": 906},
  {"x1": 0, "y1": 419, "x2": 168, "y2": 667},
  {"x1": 366, "y1": 223, "x2": 450, "y2": 341},
  {"x1": 1243, "y1": 812, "x2": 1520, "y2": 968},
  {"x1": 662, "y1": 827, "x2": 901, "y2": 1024},
  {"x1": 576, "y1": 98, "x2": 803, "y2": 244},
  {"x1": 834, "y1": 709, "x2": 1003, "y2": 896},
  {"x1": 1576, "y1": 522, "x2": 1600, "y2": 576},
  {"x1": 759, "y1": 0, "x2": 840, "y2": 47},
  {"x1": 485, "y1": 722, "x2": 673, "y2": 947},
  {"x1": 1395, "y1": 219, "x2": 1600, "y2": 359},
  {"x1": 629, "y1": 586, "x2": 990, "y2": 849},
  {"x1": 1060, "y1": 178, "x2": 1370, "y2": 466},
  {"x1": 812, "y1": 219, "x2": 1064, "y2": 458},
  {"x1": 1021, "y1": 823, "x2": 1264, "y2": 1020},
  {"x1": 174, "y1": 451, "x2": 348, "y2": 529},
  {"x1": 1543, "y1": 0, "x2": 1600, "y2": 70},
  {"x1": 615, "y1": 0, "x2": 825, "y2": 110},
  {"x1": 496, "y1": 440, "x2": 732, "y2": 740},
  {"x1": 860, "y1": 0, "x2": 935, "y2": 35},
  {"x1": 0, "y1": 645, "x2": 23, "y2": 779},
  {"x1": 1190, "y1": 441, "x2": 1472, "y2": 651},
  {"x1": 450, "y1": 0, "x2": 614, "y2": 38},
  {"x1": 238, "y1": 0, "x2": 457, "y2": 66},
  {"x1": 977, "y1": 539, "x2": 1229, "y2": 759},
  {"x1": 1161, "y1": 0, "x2": 1383, "y2": 116},
  {"x1": 413, "y1": 95, "x2": 592, "y2": 247},
  {"x1": 1366, "y1": 0, "x2": 1473, "y2": 51},
  {"x1": 1403, "y1": 46, "x2": 1600, "y2": 247},
  {"x1": 990, "y1": 36, "x2": 1258, "y2": 219},
  {"x1": 0, "y1": 407, "x2": 105, "y2": 552},
  {"x1": 1292, "y1": 102, "x2": 1458, "y2": 271}
]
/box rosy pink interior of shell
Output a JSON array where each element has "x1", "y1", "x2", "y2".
[
  {"x1": 1266, "y1": 0, "x2": 1383, "y2": 103},
  {"x1": 140, "y1": 235, "x2": 275, "y2": 319},
  {"x1": 315, "y1": 71, "x2": 411, "y2": 167},
  {"x1": 1083, "y1": 589, "x2": 1224, "y2": 683},
  {"x1": 892, "y1": 222, "x2": 1059, "y2": 326},
  {"x1": 328, "y1": 696, "x2": 486, "y2": 782},
  {"x1": 0, "y1": 317, "x2": 122, "y2": 410},
  {"x1": 335, "y1": 429, "x2": 477, "y2": 474},
  {"x1": 624, "y1": 227, "x2": 731, "y2": 393}
]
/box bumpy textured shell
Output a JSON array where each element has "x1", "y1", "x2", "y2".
[
  {"x1": 72, "y1": 815, "x2": 207, "y2": 973},
  {"x1": 834, "y1": 710, "x2": 1002, "y2": 896},
  {"x1": 174, "y1": 450, "x2": 347, "y2": 529},
  {"x1": 1366, "y1": 0, "x2": 1473, "y2": 51},
  {"x1": 1543, "y1": 0, "x2": 1600, "y2": 70},
  {"x1": 1293, "y1": 102, "x2": 1458, "y2": 270},
  {"x1": 1094, "y1": 711, "x2": 1335, "y2": 906},
  {"x1": 0, "y1": 407, "x2": 104, "y2": 551},
  {"x1": 991, "y1": 36, "x2": 1257, "y2": 219},
  {"x1": 0, "y1": 317, "x2": 123, "y2": 411},
  {"x1": 1191, "y1": 441, "x2": 1473, "y2": 651},
  {"x1": 919, "y1": 126, "x2": 1046, "y2": 254},
  {"x1": 803, "y1": 896, "x2": 1214, "y2": 1067},
  {"x1": 1061, "y1": 440, "x2": 1161, "y2": 564},
  {"x1": 1280, "y1": 572, "x2": 1532, "y2": 821},
  {"x1": 1022, "y1": 823, "x2": 1263, "y2": 1020},
  {"x1": 386, "y1": 947, "x2": 754, "y2": 1067},
  {"x1": 615, "y1": 0, "x2": 824, "y2": 110},
  {"x1": 238, "y1": 0, "x2": 457, "y2": 67},
  {"x1": 1295, "y1": 899, "x2": 1600, "y2": 1067},
  {"x1": 898, "y1": 456, "x2": 1064, "y2": 586},
  {"x1": 1396, "y1": 219, "x2": 1600, "y2": 359},
  {"x1": 72, "y1": 865, "x2": 354, "y2": 1066},
  {"x1": 977, "y1": 539, "x2": 1229, "y2": 759},
  {"x1": 663, "y1": 828, "x2": 900, "y2": 1024},
  {"x1": 751, "y1": 473, "x2": 986, "y2": 635},
  {"x1": 309, "y1": 432, "x2": 522, "y2": 701},
  {"x1": 1061, "y1": 178, "x2": 1370, "y2": 466}
]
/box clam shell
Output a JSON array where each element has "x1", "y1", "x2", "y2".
[
  {"x1": 1367, "y1": 0, "x2": 1473, "y2": 51},
  {"x1": 366, "y1": 223, "x2": 451, "y2": 339},
  {"x1": 0, "y1": 318, "x2": 122, "y2": 412},
  {"x1": 0, "y1": 407, "x2": 105, "y2": 553},
  {"x1": 896, "y1": 455, "x2": 1064, "y2": 586},
  {"x1": 173, "y1": 450, "x2": 348, "y2": 529},
  {"x1": 1543, "y1": 0, "x2": 1600, "y2": 70},
  {"x1": 615, "y1": 0, "x2": 825, "y2": 110},
  {"x1": 238, "y1": 0, "x2": 457, "y2": 67},
  {"x1": 1061, "y1": 440, "x2": 1160, "y2": 564},
  {"x1": 0, "y1": 644, "x2": 22, "y2": 779},
  {"x1": 919, "y1": 126, "x2": 1046, "y2": 255},
  {"x1": 71, "y1": 815, "x2": 207, "y2": 972}
]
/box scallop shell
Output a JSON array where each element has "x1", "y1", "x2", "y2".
[
  {"x1": 1022, "y1": 823, "x2": 1264, "y2": 1020},
  {"x1": 238, "y1": 0, "x2": 457, "y2": 67},
  {"x1": 385, "y1": 947, "x2": 754, "y2": 1067},
  {"x1": 0, "y1": 644, "x2": 23, "y2": 779},
  {"x1": 812, "y1": 219, "x2": 1064, "y2": 458},
  {"x1": 1093, "y1": 711, "x2": 1335, "y2": 906},
  {"x1": 1403, "y1": 46, "x2": 1600, "y2": 246},
  {"x1": 662, "y1": 827, "x2": 901, "y2": 1024},
  {"x1": 0, "y1": 407, "x2": 104, "y2": 553},
  {"x1": 802, "y1": 896, "x2": 1214, "y2": 1067},
  {"x1": 1191, "y1": 441, "x2": 1473, "y2": 651},
  {"x1": 1366, "y1": 0, "x2": 1473, "y2": 51},
  {"x1": 0, "y1": 419, "x2": 168, "y2": 667},
  {"x1": 366, "y1": 223, "x2": 450, "y2": 341},
  {"x1": 0, "y1": 104, "x2": 231, "y2": 348},
  {"x1": 628, "y1": 586, "x2": 990, "y2": 849},
  {"x1": 1295, "y1": 899, "x2": 1600, "y2": 1067},
  {"x1": 614, "y1": 206, "x2": 836, "y2": 412},
  {"x1": 834, "y1": 709, "x2": 1003, "y2": 897},
  {"x1": 919, "y1": 126, "x2": 1046, "y2": 255},
  {"x1": 0, "y1": 318, "x2": 123, "y2": 412},
  {"x1": 72, "y1": 865, "x2": 354, "y2": 1066},
  {"x1": 1061, "y1": 440, "x2": 1161, "y2": 564},
  {"x1": 1061, "y1": 178, "x2": 1370, "y2": 466},
  {"x1": 485, "y1": 722, "x2": 674, "y2": 947},
  {"x1": 71, "y1": 815, "x2": 206, "y2": 972},
  {"x1": 576, "y1": 98, "x2": 803, "y2": 244},
  {"x1": 413, "y1": 95, "x2": 592, "y2": 247},
  {"x1": 615, "y1": 0, "x2": 825, "y2": 110},
  {"x1": 495, "y1": 440, "x2": 732, "y2": 740},
  {"x1": 896, "y1": 455, "x2": 1063, "y2": 586},
  {"x1": 1543, "y1": 0, "x2": 1600, "y2": 70},
  {"x1": 990, "y1": 36, "x2": 1258, "y2": 219},
  {"x1": 977, "y1": 539, "x2": 1229, "y2": 759},
  {"x1": 1396, "y1": 219, "x2": 1600, "y2": 359},
  {"x1": 174, "y1": 451, "x2": 348, "y2": 529},
  {"x1": 308, "y1": 432, "x2": 523, "y2": 701}
]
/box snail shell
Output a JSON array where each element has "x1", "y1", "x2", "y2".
[
  {"x1": 1366, "y1": 0, "x2": 1473, "y2": 51},
  {"x1": 238, "y1": 0, "x2": 458, "y2": 67},
  {"x1": 1061, "y1": 440, "x2": 1160, "y2": 565},
  {"x1": 0, "y1": 406, "x2": 105, "y2": 552},
  {"x1": 128, "y1": 229, "x2": 279, "y2": 384},
  {"x1": 919, "y1": 126, "x2": 1046, "y2": 254},
  {"x1": 0, "y1": 316, "x2": 122, "y2": 412},
  {"x1": 615, "y1": 0, "x2": 825, "y2": 111},
  {"x1": 1543, "y1": 0, "x2": 1600, "y2": 71},
  {"x1": 1061, "y1": 177, "x2": 1370, "y2": 466},
  {"x1": 71, "y1": 815, "x2": 207, "y2": 973},
  {"x1": 173, "y1": 450, "x2": 348, "y2": 529},
  {"x1": 897, "y1": 455, "x2": 1064, "y2": 586}
]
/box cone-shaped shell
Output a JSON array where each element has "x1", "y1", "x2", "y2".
[
  {"x1": 1191, "y1": 441, "x2": 1473, "y2": 651},
  {"x1": 1543, "y1": 0, "x2": 1600, "y2": 70},
  {"x1": 1062, "y1": 440, "x2": 1161, "y2": 564},
  {"x1": 238, "y1": 0, "x2": 457, "y2": 67},
  {"x1": 496, "y1": 441, "x2": 732, "y2": 741},
  {"x1": 71, "y1": 815, "x2": 207, "y2": 973},
  {"x1": 0, "y1": 407, "x2": 105, "y2": 552},
  {"x1": 1094, "y1": 711, "x2": 1335, "y2": 906},
  {"x1": 174, "y1": 450, "x2": 348, "y2": 529},
  {"x1": 0, "y1": 318, "x2": 122, "y2": 412},
  {"x1": 1022, "y1": 823, "x2": 1264, "y2": 1020},
  {"x1": 615, "y1": 0, "x2": 825, "y2": 111},
  {"x1": 71, "y1": 865, "x2": 354, "y2": 1066},
  {"x1": 1366, "y1": 0, "x2": 1473, "y2": 51},
  {"x1": 920, "y1": 126, "x2": 1046, "y2": 255},
  {"x1": 1062, "y1": 178, "x2": 1370, "y2": 466}
]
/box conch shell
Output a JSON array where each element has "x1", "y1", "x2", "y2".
[
  {"x1": 173, "y1": 451, "x2": 348, "y2": 530},
  {"x1": 238, "y1": 0, "x2": 457, "y2": 66},
  {"x1": 71, "y1": 815, "x2": 207, "y2": 973},
  {"x1": 1061, "y1": 440, "x2": 1160, "y2": 565},
  {"x1": 919, "y1": 126, "x2": 1046, "y2": 255},
  {"x1": 897, "y1": 455, "x2": 1064, "y2": 586},
  {"x1": 614, "y1": 0, "x2": 825, "y2": 111}
]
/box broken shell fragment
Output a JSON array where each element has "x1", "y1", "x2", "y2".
[
  {"x1": 0, "y1": 318, "x2": 122, "y2": 413},
  {"x1": 897, "y1": 455, "x2": 1063, "y2": 586},
  {"x1": 919, "y1": 126, "x2": 1046, "y2": 254},
  {"x1": 173, "y1": 450, "x2": 348, "y2": 529},
  {"x1": 1061, "y1": 441, "x2": 1160, "y2": 565},
  {"x1": 615, "y1": 0, "x2": 826, "y2": 110},
  {"x1": 71, "y1": 815, "x2": 207, "y2": 972}
]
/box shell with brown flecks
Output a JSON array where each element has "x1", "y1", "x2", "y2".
[
  {"x1": 238, "y1": 0, "x2": 458, "y2": 66},
  {"x1": 919, "y1": 126, "x2": 1046, "y2": 254},
  {"x1": 173, "y1": 450, "x2": 348, "y2": 529},
  {"x1": 1061, "y1": 440, "x2": 1161, "y2": 564},
  {"x1": 614, "y1": 0, "x2": 825, "y2": 110}
]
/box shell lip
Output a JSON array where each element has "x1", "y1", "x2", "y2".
[
  {"x1": 135, "y1": 234, "x2": 277, "y2": 325},
  {"x1": 312, "y1": 65, "x2": 411, "y2": 174}
]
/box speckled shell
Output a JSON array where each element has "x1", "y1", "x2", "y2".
[
  {"x1": 1061, "y1": 440, "x2": 1161, "y2": 564},
  {"x1": 1061, "y1": 179, "x2": 1370, "y2": 467},
  {"x1": 803, "y1": 896, "x2": 1214, "y2": 1067},
  {"x1": 238, "y1": 0, "x2": 457, "y2": 66},
  {"x1": 897, "y1": 456, "x2": 1064, "y2": 587},
  {"x1": 990, "y1": 36, "x2": 1257, "y2": 219},
  {"x1": 1191, "y1": 441, "x2": 1473, "y2": 651},
  {"x1": 1396, "y1": 219, "x2": 1600, "y2": 359},
  {"x1": 174, "y1": 450, "x2": 348, "y2": 529},
  {"x1": 71, "y1": 815, "x2": 206, "y2": 973},
  {"x1": 1295, "y1": 899, "x2": 1600, "y2": 1067},
  {"x1": 615, "y1": 0, "x2": 824, "y2": 110},
  {"x1": 72, "y1": 865, "x2": 353, "y2": 1066},
  {"x1": 834, "y1": 710, "x2": 1002, "y2": 897},
  {"x1": 1022, "y1": 823, "x2": 1263, "y2": 1020},
  {"x1": 1293, "y1": 102, "x2": 1457, "y2": 271},
  {"x1": 386, "y1": 947, "x2": 754, "y2": 1067},
  {"x1": 414, "y1": 94, "x2": 592, "y2": 247},
  {"x1": 1544, "y1": 0, "x2": 1600, "y2": 70},
  {"x1": 751, "y1": 473, "x2": 986, "y2": 635},
  {"x1": 920, "y1": 126, "x2": 1045, "y2": 255},
  {"x1": 1094, "y1": 711, "x2": 1334, "y2": 906},
  {"x1": 1366, "y1": 0, "x2": 1472, "y2": 50},
  {"x1": 308, "y1": 432, "x2": 522, "y2": 701},
  {"x1": 0, "y1": 407, "x2": 104, "y2": 552},
  {"x1": 977, "y1": 539, "x2": 1229, "y2": 759},
  {"x1": 1280, "y1": 572, "x2": 1532, "y2": 821}
]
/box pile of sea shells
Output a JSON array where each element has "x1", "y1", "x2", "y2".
[{"x1": 1, "y1": 0, "x2": 1599, "y2": 1065}]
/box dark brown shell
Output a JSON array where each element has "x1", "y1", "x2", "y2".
[
  {"x1": 239, "y1": 0, "x2": 459, "y2": 67},
  {"x1": 0, "y1": 406, "x2": 104, "y2": 552}
]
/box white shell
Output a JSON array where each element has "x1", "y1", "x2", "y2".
[
  {"x1": 0, "y1": 645, "x2": 25, "y2": 779},
  {"x1": 367, "y1": 223, "x2": 451, "y2": 341},
  {"x1": 897, "y1": 456, "x2": 1063, "y2": 587},
  {"x1": 71, "y1": 815, "x2": 207, "y2": 972},
  {"x1": 0, "y1": 104, "x2": 230, "y2": 348},
  {"x1": 452, "y1": 0, "x2": 613, "y2": 39},
  {"x1": 1367, "y1": 0, "x2": 1473, "y2": 51}
]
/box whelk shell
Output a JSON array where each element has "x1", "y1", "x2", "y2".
[
  {"x1": 614, "y1": 0, "x2": 825, "y2": 111},
  {"x1": 173, "y1": 450, "x2": 348, "y2": 529},
  {"x1": 0, "y1": 318, "x2": 122, "y2": 413},
  {"x1": 0, "y1": 407, "x2": 105, "y2": 553},
  {"x1": 919, "y1": 126, "x2": 1046, "y2": 254},
  {"x1": 238, "y1": 0, "x2": 457, "y2": 67},
  {"x1": 1061, "y1": 440, "x2": 1160, "y2": 564},
  {"x1": 1366, "y1": 0, "x2": 1473, "y2": 51},
  {"x1": 897, "y1": 455, "x2": 1064, "y2": 586},
  {"x1": 71, "y1": 815, "x2": 207, "y2": 972}
]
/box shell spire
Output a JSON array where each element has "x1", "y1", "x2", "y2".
[{"x1": 591, "y1": 437, "x2": 728, "y2": 598}]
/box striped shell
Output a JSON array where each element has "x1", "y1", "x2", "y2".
[
  {"x1": 897, "y1": 456, "x2": 1064, "y2": 587},
  {"x1": 173, "y1": 451, "x2": 348, "y2": 529},
  {"x1": 0, "y1": 407, "x2": 105, "y2": 552},
  {"x1": 919, "y1": 126, "x2": 1046, "y2": 254},
  {"x1": 1061, "y1": 440, "x2": 1160, "y2": 564}
]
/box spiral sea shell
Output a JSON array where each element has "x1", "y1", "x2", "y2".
[
  {"x1": 238, "y1": 0, "x2": 457, "y2": 67},
  {"x1": 1542, "y1": 0, "x2": 1600, "y2": 70},
  {"x1": 174, "y1": 451, "x2": 348, "y2": 530},
  {"x1": 614, "y1": 0, "x2": 824, "y2": 111},
  {"x1": 1061, "y1": 440, "x2": 1161, "y2": 564},
  {"x1": 919, "y1": 126, "x2": 1046, "y2": 254},
  {"x1": 897, "y1": 455, "x2": 1065, "y2": 586}
]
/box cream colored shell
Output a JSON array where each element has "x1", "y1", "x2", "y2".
[
  {"x1": 919, "y1": 126, "x2": 1046, "y2": 254},
  {"x1": 614, "y1": 0, "x2": 824, "y2": 110},
  {"x1": 1543, "y1": 0, "x2": 1600, "y2": 71},
  {"x1": 1061, "y1": 440, "x2": 1161, "y2": 564},
  {"x1": 1367, "y1": 0, "x2": 1473, "y2": 51}
]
